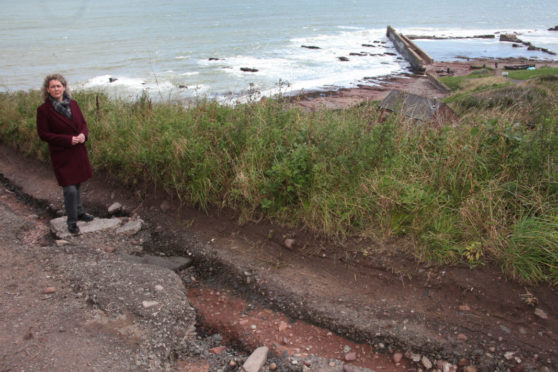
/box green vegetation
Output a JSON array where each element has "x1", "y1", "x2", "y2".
[
  {"x1": 438, "y1": 68, "x2": 495, "y2": 91},
  {"x1": 1, "y1": 76, "x2": 557, "y2": 284},
  {"x1": 508, "y1": 66, "x2": 558, "y2": 80}
]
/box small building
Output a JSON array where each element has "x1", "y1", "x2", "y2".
[{"x1": 379, "y1": 90, "x2": 458, "y2": 125}]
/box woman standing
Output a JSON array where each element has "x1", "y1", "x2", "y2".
[{"x1": 36, "y1": 74, "x2": 94, "y2": 234}]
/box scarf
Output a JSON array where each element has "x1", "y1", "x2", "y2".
[{"x1": 49, "y1": 93, "x2": 73, "y2": 120}]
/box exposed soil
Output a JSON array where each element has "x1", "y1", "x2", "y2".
[{"x1": 1, "y1": 58, "x2": 558, "y2": 371}]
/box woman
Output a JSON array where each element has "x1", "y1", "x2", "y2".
[{"x1": 36, "y1": 74, "x2": 94, "y2": 234}]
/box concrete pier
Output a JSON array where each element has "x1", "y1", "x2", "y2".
[{"x1": 387, "y1": 26, "x2": 433, "y2": 73}]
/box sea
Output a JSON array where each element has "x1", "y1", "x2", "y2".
[{"x1": 1, "y1": 0, "x2": 558, "y2": 103}]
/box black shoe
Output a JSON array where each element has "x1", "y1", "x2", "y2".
[
  {"x1": 78, "y1": 213, "x2": 94, "y2": 222},
  {"x1": 68, "y1": 223, "x2": 80, "y2": 234}
]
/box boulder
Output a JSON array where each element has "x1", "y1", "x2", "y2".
[{"x1": 499, "y1": 33, "x2": 521, "y2": 43}]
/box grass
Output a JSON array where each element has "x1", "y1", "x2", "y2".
[
  {"x1": 1, "y1": 78, "x2": 557, "y2": 284},
  {"x1": 508, "y1": 66, "x2": 558, "y2": 80},
  {"x1": 438, "y1": 68, "x2": 496, "y2": 91}
]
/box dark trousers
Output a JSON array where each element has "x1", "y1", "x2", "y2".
[{"x1": 63, "y1": 183, "x2": 84, "y2": 226}]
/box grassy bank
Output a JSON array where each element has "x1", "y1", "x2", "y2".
[{"x1": 1, "y1": 80, "x2": 556, "y2": 284}]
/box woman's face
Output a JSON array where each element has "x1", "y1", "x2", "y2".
[{"x1": 47, "y1": 79, "x2": 65, "y2": 101}]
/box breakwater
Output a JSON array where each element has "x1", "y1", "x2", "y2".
[{"x1": 386, "y1": 26, "x2": 434, "y2": 73}]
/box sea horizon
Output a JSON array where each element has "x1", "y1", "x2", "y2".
[{"x1": 1, "y1": 0, "x2": 558, "y2": 102}]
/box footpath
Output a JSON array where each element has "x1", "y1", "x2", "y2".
[{"x1": 0, "y1": 144, "x2": 556, "y2": 372}]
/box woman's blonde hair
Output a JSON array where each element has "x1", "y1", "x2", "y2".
[{"x1": 41, "y1": 74, "x2": 71, "y2": 101}]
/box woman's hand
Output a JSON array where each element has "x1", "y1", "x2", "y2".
[{"x1": 72, "y1": 133, "x2": 86, "y2": 145}]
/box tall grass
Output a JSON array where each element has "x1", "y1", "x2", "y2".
[{"x1": 0, "y1": 81, "x2": 556, "y2": 284}]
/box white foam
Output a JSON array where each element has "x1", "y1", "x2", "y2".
[{"x1": 60, "y1": 27, "x2": 558, "y2": 103}]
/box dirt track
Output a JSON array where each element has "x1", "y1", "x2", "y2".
[{"x1": 1, "y1": 120, "x2": 557, "y2": 372}]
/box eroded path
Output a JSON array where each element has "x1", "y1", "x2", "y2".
[{"x1": 1, "y1": 144, "x2": 557, "y2": 371}]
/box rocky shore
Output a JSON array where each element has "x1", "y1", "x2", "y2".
[{"x1": 293, "y1": 58, "x2": 558, "y2": 110}]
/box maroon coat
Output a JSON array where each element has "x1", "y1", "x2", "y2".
[{"x1": 36, "y1": 99, "x2": 93, "y2": 187}]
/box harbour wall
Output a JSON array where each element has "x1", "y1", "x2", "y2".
[{"x1": 386, "y1": 26, "x2": 434, "y2": 73}]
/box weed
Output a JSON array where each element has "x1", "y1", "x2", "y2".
[{"x1": 1, "y1": 80, "x2": 556, "y2": 284}]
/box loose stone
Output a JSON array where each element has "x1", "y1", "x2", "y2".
[
  {"x1": 209, "y1": 346, "x2": 226, "y2": 354},
  {"x1": 534, "y1": 308, "x2": 548, "y2": 319},
  {"x1": 499, "y1": 325, "x2": 511, "y2": 334},
  {"x1": 107, "y1": 202, "x2": 122, "y2": 214},
  {"x1": 422, "y1": 355, "x2": 433, "y2": 369},
  {"x1": 284, "y1": 238, "x2": 295, "y2": 249},
  {"x1": 142, "y1": 300, "x2": 159, "y2": 308},
  {"x1": 504, "y1": 352, "x2": 515, "y2": 360},
  {"x1": 242, "y1": 346, "x2": 268, "y2": 372}
]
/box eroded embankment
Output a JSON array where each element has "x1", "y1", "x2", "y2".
[{"x1": 1, "y1": 143, "x2": 556, "y2": 372}]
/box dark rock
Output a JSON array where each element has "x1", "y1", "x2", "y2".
[
  {"x1": 178, "y1": 85, "x2": 187, "y2": 89},
  {"x1": 548, "y1": 26, "x2": 558, "y2": 31},
  {"x1": 500, "y1": 33, "x2": 521, "y2": 43},
  {"x1": 512, "y1": 43, "x2": 521, "y2": 48},
  {"x1": 385, "y1": 52, "x2": 397, "y2": 56},
  {"x1": 338, "y1": 56, "x2": 350, "y2": 62},
  {"x1": 109, "y1": 77, "x2": 118, "y2": 83},
  {"x1": 301, "y1": 45, "x2": 321, "y2": 49},
  {"x1": 361, "y1": 43, "x2": 376, "y2": 47},
  {"x1": 240, "y1": 67, "x2": 258, "y2": 72},
  {"x1": 208, "y1": 57, "x2": 220, "y2": 61},
  {"x1": 349, "y1": 52, "x2": 368, "y2": 56}
]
